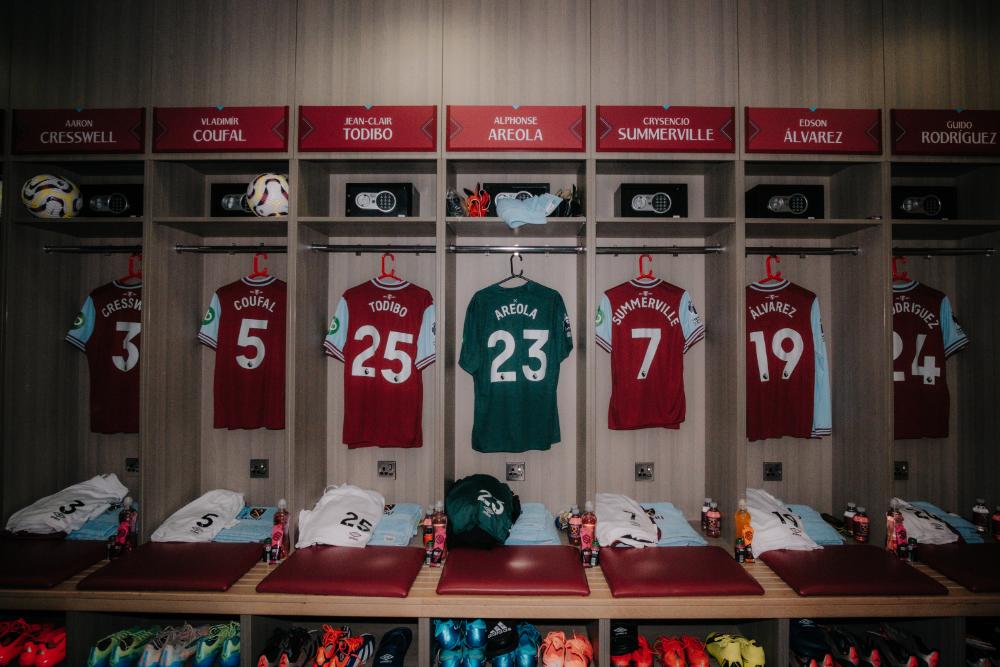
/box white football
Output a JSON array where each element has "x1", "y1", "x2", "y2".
[{"x1": 246, "y1": 173, "x2": 289, "y2": 217}]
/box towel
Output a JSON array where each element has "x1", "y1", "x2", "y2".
[
  {"x1": 746, "y1": 488, "x2": 821, "y2": 556},
  {"x1": 641, "y1": 502, "x2": 707, "y2": 547},
  {"x1": 596, "y1": 493, "x2": 659, "y2": 548},
  {"x1": 66, "y1": 504, "x2": 123, "y2": 541},
  {"x1": 369, "y1": 503, "x2": 424, "y2": 546},
  {"x1": 214, "y1": 506, "x2": 277, "y2": 543},
  {"x1": 785, "y1": 504, "x2": 845, "y2": 546},
  {"x1": 910, "y1": 500, "x2": 982, "y2": 544},
  {"x1": 505, "y1": 502, "x2": 561, "y2": 545},
  {"x1": 495, "y1": 194, "x2": 562, "y2": 229}
]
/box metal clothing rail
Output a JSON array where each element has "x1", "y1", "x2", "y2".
[
  {"x1": 44, "y1": 245, "x2": 142, "y2": 254},
  {"x1": 746, "y1": 246, "x2": 860, "y2": 256},
  {"x1": 596, "y1": 245, "x2": 724, "y2": 255},
  {"x1": 448, "y1": 245, "x2": 584, "y2": 254},
  {"x1": 174, "y1": 244, "x2": 287, "y2": 254},
  {"x1": 310, "y1": 244, "x2": 436, "y2": 253},
  {"x1": 893, "y1": 247, "x2": 995, "y2": 257}
]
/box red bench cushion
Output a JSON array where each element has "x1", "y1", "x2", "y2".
[
  {"x1": 920, "y1": 543, "x2": 1000, "y2": 592},
  {"x1": 760, "y1": 545, "x2": 948, "y2": 596},
  {"x1": 437, "y1": 546, "x2": 590, "y2": 596},
  {"x1": 77, "y1": 542, "x2": 261, "y2": 592},
  {"x1": 0, "y1": 539, "x2": 106, "y2": 589},
  {"x1": 600, "y1": 546, "x2": 764, "y2": 597},
  {"x1": 256, "y1": 546, "x2": 425, "y2": 597}
]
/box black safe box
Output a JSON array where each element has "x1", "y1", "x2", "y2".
[
  {"x1": 482, "y1": 182, "x2": 549, "y2": 216},
  {"x1": 892, "y1": 185, "x2": 957, "y2": 220},
  {"x1": 79, "y1": 183, "x2": 144, "y2": 217},
  {"x1": 616, "y1": 183, "x2": 688, "y2": 217},
  {"x1": 746, "y1": 184, "x2": 824, "y2": 219},
  {"x1": 346, "y1": 182, "x2": 418, "y2": 217}
]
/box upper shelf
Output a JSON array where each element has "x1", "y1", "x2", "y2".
[
  {"x1": 153, "y1": 217, "x2": 287, "y2": 238},
  {"x1": 300, "y1": 216, "x2": 436, "y2": 238},
  {"x1": 446, "y1": 217, "x2": 585, "y2": 238},
  {"x1": 891, "y1": 220, "x2": 1000, "y2": 241},
  {"x1": 14, "y1": 218, "x2": 144, "y2": 238}
]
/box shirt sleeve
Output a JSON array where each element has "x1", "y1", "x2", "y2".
[
  {"x1": 323, "y1": 297, "x2": 349, "y2": 361},
  {"x1": 65, "y1": 296, "x2": 96, "y2": 352},
  {"x1": 415, "y1": 302, "x2": 436, "y2": 370},
  {"x1": 554, "y1": 292, "x2": 574, "y2": 363},
  {"x1": 680, "y1": 291, "x2": 706, "y2": 353},
  {"x1": 458, "y1": 294, "x2": 480, "y2": 374},
  {"x1": 595, "y1": 293, "x2": 612, "y2": 353},
  {"x1": 198, "y1": 292, "x2": 221, "y2": 350},
  {"x1": 810, "y1": 296, "x2": 832, "y2": 437},
  {"x1": 940, "y1": 296, "x2": 969, "y2": 358}
]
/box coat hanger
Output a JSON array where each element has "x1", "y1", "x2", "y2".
[
  {"x1": 892, "y1": 255, "x2": 911, "y2": 283},
  {"x1": 249, "y1": 252, "x2": 270, "y2": 278},
  {"x1": 378, "y1": 252, "x2": 403, "y2": 282},
  {"x1": 760, "y1": 254, "x2": 783, "y2": 283},
  {"x1": 118, "y1": 253, "x2": 143, "y2": 285},
  {"x1": 495, "y1": 252, "x2": 529, "y2": 286},
  {"x1": 636, "y1": 253, "x2": 654, "y2": 280}
]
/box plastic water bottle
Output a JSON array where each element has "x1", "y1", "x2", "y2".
[
  {"x1": 431, "y1": 501, "x2": 447, "y2": 567},
  {"x1": 568, "y1": 506, "x2": 582, "y2": 546},
  {"x1": 853, "y1": 507, "x2": 870, "y2": 543},
  {"x1": 706, "y1": 502, "x2": 722, "y2": 538},
  {"x1": 580, "y1": 501, "x2": 596, "y2": 566},
  {"x1": 843, "y1": 502, "x2": 857, "y2": 522},
  {"x1": 269, "y1": 499, "x2": 290, "y2": 563},
  {"x1": 422, "y1": 506, "x2": 434, "y2": 564},
  {"x1": 973, "y1": 498, "x2": 990, "y2": 534},
  {"x1": 701, "y1": 498, "x2": 712, "y2": 533}
]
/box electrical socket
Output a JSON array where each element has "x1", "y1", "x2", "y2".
[
  {"x1": 635, "y1": 462, "x2": 654, "y2": 481},
  {"x1": 125, "y1": 458, "x2": 139, "y2": 474},
  {"x1": 377, "y1": 460, "x2": 397, "y2": 479},
  {"x1": 506, "y1": 462, "x2": 525, "y2": 482},
  {"x1": 894, "y1": 460, "x2": 910, "y2": 481},
  {"x1": 250, "y1": 459, "x2": 269, "y2": 479},
  {"x1": 763, "y1": 461, "x2": 783, "y2": 482}
]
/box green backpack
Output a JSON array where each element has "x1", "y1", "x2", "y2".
[{"x1": 445, "y1": 474, "x2": 521, "y2": 547}]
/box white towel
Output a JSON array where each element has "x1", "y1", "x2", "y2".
[
  {"x1": 595, "y1": 493, "x2": 659, "y2": 548},
  {"x1": 746, "y1": 488, "x2": 821, "y2": 556},
  {"x1": 151, "y1": 489, "x2": 244, "y2": 543},
  {"x1": 297, "y1": 484, "x2": 385, "y2": 548},
  {"x1": 5, "y1": 474, "x2": 128, "y2": 535}
]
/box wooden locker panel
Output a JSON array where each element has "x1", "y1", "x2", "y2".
[
  {"x1": 592, "y1": 0, "x2": 737, "y2": 106},
  {"x1": 296, "y1": 0, "x2": 443, "y2": 106},
  {"x1": 322, "y1": 241, "x2": 439, "y2": 507},
  {"x1": 9, "y1": 0, "x2": 150, "y2": 108},
  {"x1": 744, "y1": 244, "x2": 836, "y2": 513},
  {"x1": 890, "y1": 240, "x2": 962, "y2": 510},
  {"x1": 442, "y1": 0, "x2": 589, "y2": 105},
  {"x1": 451, "y1": 245, "x2": 580, "y2": 511},
  {"x1": 151, "y1": 0, "x2": 296, "y2": 107},
  {"x1": 593, "y1": 242, "x2": 708, "y2": 517},
  {"x1": 738, "y1": 0, "x2": 885, "y2": 108},
  {"x1": 885, "y1": 0, "x2": 1000, "y2": 108}
]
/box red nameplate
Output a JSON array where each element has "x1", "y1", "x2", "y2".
[
  {"x1": 746, "y1": 107, "x2": 882, "y2": 154},
  {"x1": 447, "y1": 105, "x2": 585, "y2": 152},
  {"x1": 597, "y1": 106, "x2": 734, "y2": 153},
  {"x1": 299, "y1": 106, "x2": 436, "y2": 152},
  {"x1": 153, "y1": 106, "x2": 288, "y2": 152},
  {"x1": 13, "y1": 108, "x2": 144, "y2": 154},
  {"x1": 892, "y1": 109, "x2": 1000, "y2": 156}
]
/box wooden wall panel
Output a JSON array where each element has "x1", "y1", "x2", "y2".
[
  {"x1": 9, "y1": 1, "x2": 150, "y2": 108},
  {"x1": 442, "y1": 0, "x2": 589, "y2": 105},
  {"x1": 885, "y1": 0, "x2": 1000, "y2": 108},
  {"x1": 592, "y1": 0, "x2": 737, "y2": 106},
  {"x1": 593, "y1": 244, "x2": 707, "y2": 517},
  {"x1": 151, "y1": 1, "x2": 296, "y2": 107},
  {"x1": 296, "y1": 0, "x2": 443, "y2": 106},
  {"x1": 738, "y1": 0, "x2": 885, "y2": 109},
  {"x1": 451, "y1": 246, "x2": 580, "y2": 510}
]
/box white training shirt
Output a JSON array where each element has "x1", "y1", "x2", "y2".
[
  {"x1": 595, "y1": 493, "x2": 659, "y2": 548},
  {"x1": 892, "y1": 498, "x2": 959, "y2": 545},
  {"x1": 746, "y1": 488, "x2": 822, "y2": 557},
  {"x1": 150, "y1": 489, "x2": 244, "y2": 543},
  {"x1": 5, "y1": 474, "x2": 129, "y2": 535},
  {"x1": 296, "y1": 484, "x2": 385, "y2": 549}
]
